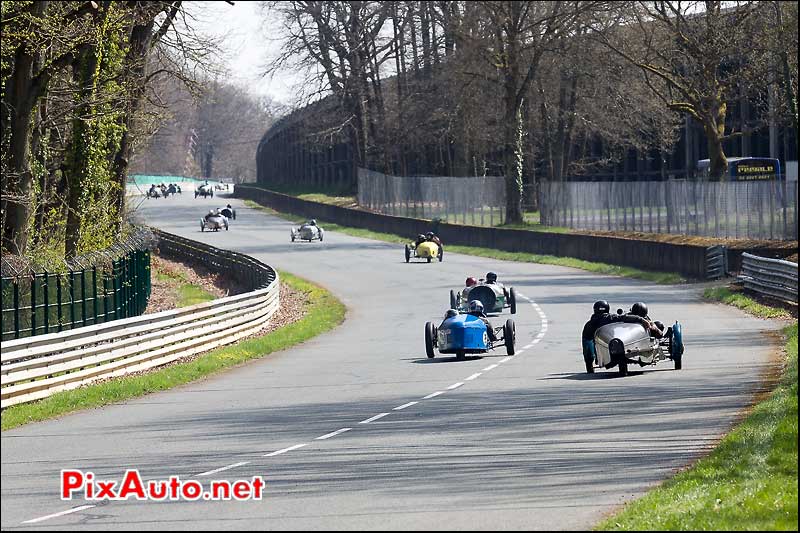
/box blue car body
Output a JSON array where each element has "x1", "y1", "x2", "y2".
[{"x1": 437, "y1": 314, "x2": 489, "y2": 354}]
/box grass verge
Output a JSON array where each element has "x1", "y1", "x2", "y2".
[
  {"x1": 154, "y1": 269, "x2": 216, "y2": 308},
  {"x1": 1, "y1": 271, "x2": 345, "y2": 431},
  {"x1": 243, "y1": 200, "x2": 685, "y2": 285},
  {"x1": 596, "y1": 301, "x2": 797, "y2": 530},
  {"x1": 703, "y1": 286, "x2": 794, "y2": 320}
]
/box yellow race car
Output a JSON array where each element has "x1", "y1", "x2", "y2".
[{"x1": 405, "y1": 239, "x2": 443, "y2": 263}]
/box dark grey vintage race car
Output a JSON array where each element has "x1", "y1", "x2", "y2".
[
  {"x1": 450, "y1": 282, "x2": 516, "y2": 315},
  {"x1": 583, "y1": 312, "x2": 684, "y2": 376},
  {"x1": 195, "y1": 184, "x2": 214, "y2": 198}
]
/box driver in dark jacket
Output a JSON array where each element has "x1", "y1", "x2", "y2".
[{"x1": 582, "y1": 300, "x2": 618, "y2": 341}]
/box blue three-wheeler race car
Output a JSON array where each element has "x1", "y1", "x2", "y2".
[{"x1": 425, "y1": 309, "x2": 515, "y2": 361}]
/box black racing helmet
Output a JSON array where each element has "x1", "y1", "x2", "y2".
[
  {"x1": 593, "y1": 300, "x2": 610, "y2": 314},
  {"x1": 486, "y1": 271, "x2": 497, "y2": 283},
  {"x1": 630, "y1": 302, "x2": 648, "y2": 317},
  {"x1": 417, "y1": 234, "x2": 426, "y2": 241}
]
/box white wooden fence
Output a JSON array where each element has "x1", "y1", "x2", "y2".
[{"x1": 1, "y1": 232, "x2": 279, "y2": 408}]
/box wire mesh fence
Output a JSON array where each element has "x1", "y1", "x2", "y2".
[
  {"x1": 540, "y1": 180, "x2": 798, "y2": 240},
  {"x1": 358, "y1": 168, "x2": 506, "y2": 226},
  {"x1": 1, "y1": 228, "x2": 155, "y2": 341}
]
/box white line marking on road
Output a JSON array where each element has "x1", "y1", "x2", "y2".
[
  {"x1": 393, "y1": 402, "x2": 418, "y2": 411},
  {"x1": 263, "y1": 443, "x2": 308, "y2": 457},
  {"x1": 499, "y1": 356, "x2": 512, "y2": 363},
  {"x1": 198, "y1": 461, "x2": 250, "y2": 476},
  {"x1": 523, "y1": 343, "x2": 534, "y2": 349},
  {"x1": 447, "y1": 382, "x2": 465, "y2": 390},
  {"x1": 359, "y1": 412, "x2": 390, "y2": 424},
  {"x1": 316, "y1": 428, "x2": 352, "y2": 440},
  {"x1": 532, "y1": 338, "x2": 541, "y2": 344},
  {"x1": 482, "y1": 364, "x2": 499, "y2": 371},
  {"x1": 465, "y1": 373, "x2": 482, "y2": 381},
  {"x1": 22, "y1": 505, "x2": 96, "y2": 524},
  {"x1": 536, "y1": 332, "x2": 545, "y2": 338},
  {"x1": 423, "y1": 391, "x2": 445, "y2": 399}
]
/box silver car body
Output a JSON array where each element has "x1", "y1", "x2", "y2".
[
  {"x1": 594, "y1": 321, "x2": 660, "y2": 367},
  {"x1": 291, "y1": 223, "x2": 324, "y2": 242},
  {"x1": 200, "y1": 214, "x2": 228, "y2": 232}
]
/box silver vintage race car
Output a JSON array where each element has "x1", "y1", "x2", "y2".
[
  {"x1": 450, "y1": 276, "x2": 516, "y2": 315},
  {"x1": 291, "y1": 220, "x2": 324, "y2": 242},
  {"x1": 200, "y1": 211, "x2": 229, "y2": 232},
  {"x1": 585, "y1": 309, "x2": 684, "y2": 376},
  {"x1": 195, "y1": 184, "x2": 214, "y2": 198}
]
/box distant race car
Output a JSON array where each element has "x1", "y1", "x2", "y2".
[
  {"x1": 425, "y1": 310, "x2": 515, "y2": 361},
  {"x1": 583, "y1": 309, "x2": 684, "y2": 376},
  {"x1": 195, "y1": 185, "x2": 214, "y2": 198},
  {"x1": 450, "y1": 280, "x2": 516, "y2": 315},
  {"x1": 405, "y1": 240, "x2": 443, "y2": 263},
  {"x1": 200, "y1": 212, "x2": 229, "y2": 232},
  {"x1": 291, "y1": 221, "x2": 324, "y2": 242}
]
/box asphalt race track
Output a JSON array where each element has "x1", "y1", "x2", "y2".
[{"x1": 1, "y1": 193, "x2": 784, "y2": 530}]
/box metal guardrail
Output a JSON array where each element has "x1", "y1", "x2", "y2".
[
  {"x1": 738, "y1": 253, "x2": 798, "y2": 304},
  {"x1": 706, "y1": 245, "x2": 729, "y2": 280},
  {"x1": 1, "y1": 231, "x2": 280, "y2": 408}
]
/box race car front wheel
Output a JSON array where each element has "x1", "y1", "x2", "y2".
[
  {"x1": 425, "y1": 322, "x2": 436, "y2": 358},
  {"x1": 504, "y1": 319, "x2": 515, "y2": 355},
  {"x1": 509, "y1": 287, "x2": 517, "y2": 314}
]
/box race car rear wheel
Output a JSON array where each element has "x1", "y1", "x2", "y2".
[
  {"x1": 425, "y1": 322, "x2": 436, "y2": 358},
  {"x1": 438, "y1": 246, "x2": 444, "y2": 262},
  {"x1": 450, "y1": 290, "x2": 457, "y2": 310},
  {"x1": 427, "y1": 257, "x2": 432, "y2": 263},
  {"x1": 456, "y1": 350, "x2": 465, "y2": 361},
  {"x1": 404, "y1": 245, "x2": 411, "y2": 263},
  {"x1": 509, "y1": 287, "x2": 517, "y2": 314},
  {"x1": 504, "y1": 319, "x2": 515, "y2": 355}
]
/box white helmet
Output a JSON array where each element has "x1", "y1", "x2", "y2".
[{"x1": 468, "y1": 300, "x2": 484, "y2": 315}]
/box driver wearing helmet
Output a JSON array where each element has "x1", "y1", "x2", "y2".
[
  {"x1": 465, "y1": 277, "x2": 477, "y2": 287},
  {"x1": 221, "y1": 204, "x2": 235, "y2": 219},
  {"x1": 204, "y1": 208, "x2": 219, "y2": 222},
  {"x1": 467, "y1": 300, "x2": 498, "y2": 342},
  {"x1": 425, "y1": 231, "x2": 442, "y2": 246},
  {"x1": 625, "y1": 302, "x2": 665, "y2": 338},
  {"x1": 414, "y1": 233, "x2": 427, "y2": 248},
  {"x1": 582, "y1": 300, "x2": 618, "y2": 341}
]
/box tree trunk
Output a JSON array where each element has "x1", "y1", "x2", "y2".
[{"x1": 704, "y1": 101, "x2": 728, "y2": 179}]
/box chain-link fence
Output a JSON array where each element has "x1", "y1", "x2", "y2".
[
  {"x1": 358, "y1": 168, "x2": 506, "y2": 226},
  {"x1": 1, "y1": 228, "x2": 156, "y2": 340},
  {"x1": 540, "y1": 180, "x2": 798, "y2": 240}
]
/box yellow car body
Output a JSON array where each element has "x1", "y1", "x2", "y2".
[{"x1": 405, "y1": 240, "x2": 443, "y2": 263}]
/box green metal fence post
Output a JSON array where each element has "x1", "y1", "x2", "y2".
[
  {"x1": 43, "y1": 271, "x2": 49, "y2": 334},
  {"x1": 13, "y1": 281, "x2": 20, "y2": 339},
  {"x1": 31, "y1": 275, "x2": 37, "y2": 337},
  {"x1": 103, "y1": 267, "x2": 110, "y2": 322},
  {"x1": 69, "y1": 271, "x2": 76, "y2": 329},
  {"x1": 57, "y1": 274, "x2": 63, "y2": 332},
  {"x1": 92, "y1": 266, "x2": 98, "y2": 324},
  {"x1": 81, "y1": 268, "x2": 88, "y2": 327}
]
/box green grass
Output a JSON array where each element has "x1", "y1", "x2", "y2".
[
  {"x1": 243, "y1": 200, "x2": 685, "y2": 285},
  {"x1": 1, "y1": 271, "x2": 346, "y2": 431},
  {"x1": 596, "y1": 321, "x2": 798, "y2": 531},
  {"x1": 154, "y1": 269, "x2": 216, "y2": 308},
  {"x1": 703, "y1": 287, "x2": 794, "y2": 320}
]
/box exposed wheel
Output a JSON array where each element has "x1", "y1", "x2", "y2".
[
  {"x1": 319, "y1": 230, "x2": 324, "y2": 242},
  {"x1": 404, "y1": 244, "x2": 411, "y2": 263},
  {"x1": 618, "y1": 361, "x2": 628, "y2": 377},
  {"x1": 291, "y1": 231, "x2": 296, "y2": 242},
  {"x1": 232, "y1": 210, "x2": 236, "y2": 220},
  {"x1": 456, "y1": 350, "x2": 465, "y2": 361},
  {"x1": 670, "y1": 322, "x2": 684, "y2": 370},
  {"x1": 224, "y1": 221, "x2": 229, "y2": 231},
  {"x1": 504, "y1": 319, "x2": 515, "y2": 355},
  {"x1": 450, "y1": 290, "x2": 457, "y2": 309},
  {"x1": 509, "y1": 287, "x2": 517, "y2": 314},
  {"x1": 427, "y1": 257, "x2": 432, "y2": 263},
  {"x1": 200, "y1": 220, "x2": 205, "y2": 232},
  {"x1": 438, "y1": 246, "x2": 444, "y2": 262},
  {"x1": 425, "y1": 322, "x2": 436, "y2": 358}
]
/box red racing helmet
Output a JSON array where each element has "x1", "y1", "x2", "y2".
[{"x1": 466, "y1": 277, "x2": 477, "y2": 287}]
